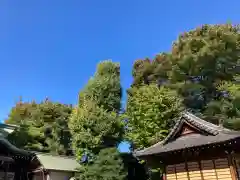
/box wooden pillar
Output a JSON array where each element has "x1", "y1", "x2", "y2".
[
  {"x1": 198, "y1": 161, "x2": 204, "y2": 180},
  {"x1": 228, "y1": 154, "x2": 237, "y2": 180},
  {"x1": 3, "y1": 162, "x2": 6, "y2": 180},
  {"x1": 185, "y1": 161, "x2": 190, "y2": 180},
  {"x1": 212, "y1": 159, "x2": 219, "y2": 180},
  {"x1": 163, "y1": 164, "x2": 166, "y2": 180}
]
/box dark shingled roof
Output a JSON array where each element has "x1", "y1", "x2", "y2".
[{"x1": 135, "y1": 112, "x2": 240, "y2": 157}]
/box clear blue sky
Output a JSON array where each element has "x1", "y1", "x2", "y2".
[{"x1": 0, "y1": 0, "x2": 239, "y2": 152}]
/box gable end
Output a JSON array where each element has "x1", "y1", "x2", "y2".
[{"x1": 162, "y1": 112, "x2": 223, "y2": 145}]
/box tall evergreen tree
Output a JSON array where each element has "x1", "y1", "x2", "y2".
[
  {"x1": 69, "y1": 60, "x2": 124, "y2": 159},
  {"x1": 69, "y1": 60, "x2": 125, "y2": 180}
]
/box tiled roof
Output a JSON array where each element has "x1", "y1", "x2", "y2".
[
  {"x1": 0, "y1": 124, "x2": 18, "y2": 137},
  {"x1": 0, "y1": 137, "x2": 34, "y2": 157},
  {"x1": 135, "y1": 112, "x2": 240, "y2": 157},
  {"x1": 36, "y1": 153, "x2": 81, "y2": 172}
]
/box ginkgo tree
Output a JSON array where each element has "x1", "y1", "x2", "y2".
[
  {"x1": 126, "y1": 85, "x2": 183, "y2": 150},
  {"x1": 69, "y1": 60, "x2": 126, "y2": 180}
]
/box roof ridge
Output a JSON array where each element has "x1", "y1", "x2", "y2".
[
  {"x1": 183, "y1": 112, "x2": 220, "y2": 134},
  {"x1": 183, "y1": 112, "x2": 220, "y2": 129},
  {"x1": 183, "y1": 112, "x2": 233, "y2": 133}
]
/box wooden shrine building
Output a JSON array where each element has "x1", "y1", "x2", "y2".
[
  {"x1": 135, "y1": 112, "x2": 240, "y2": 180},
  {"x1": 0, "y1": 137, "x2": 43, "y2": 180}
]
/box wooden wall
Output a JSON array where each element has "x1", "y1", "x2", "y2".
[{"x1": 166, "y1": 157, "x2": 235, "y2": 180}]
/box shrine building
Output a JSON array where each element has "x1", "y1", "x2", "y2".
[{"x1": 135, "y1": 112, "x2": 240, "y2": 180}]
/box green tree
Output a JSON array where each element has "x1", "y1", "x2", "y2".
[
  {"x1": 131, "y1": 53, "x2": 171, "y2": 87},
  {"x1": 69, "y1": 100, "x2": 124, "y2": 159},
  {"x1": 130, "y1": 24, "x2": 240, "y2": 129},
  {"x1": 169, "y1": 24, "x2": 240, "y2": 114},
  {"x1": 79, "y1": 148, "x2": 126, "y2": 180},
  {"x1": 69, "y1": 60, "x2": 124, "y2": 160},
  {"x1": 6, "y1": 99, "x2": 73, "y2": 155},
  {"x1": 6, "y1": 100, "x2": 47, "y2": 151},
  {"x1": 126, "y1": 85, "x2": 183, "y2": 149},
  {"x1": 79, "y1": 60, "x2": 122, "y2": 112},
  {"x1": 204, "y1": 76, "x2": 240, "y2": 128},
  {"x1": 39, "y1": 101, "x2": 73, "y2": 155}
]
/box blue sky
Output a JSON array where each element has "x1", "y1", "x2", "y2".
[{"x1": 0, "y1": 0, "x2": 239, "y2": 152}]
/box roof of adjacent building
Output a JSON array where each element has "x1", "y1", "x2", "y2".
[
  {"x1": 35, "y1": 153, "x2": 81, "y2": 172},
  {"x1": 0, "y1": 124, "x2": 80, "y2": 172},
  {"x1": 0, "y1": 124, "x2": 19, "y2": 137},
  {"x1": 135, "y1": 112, "x2": 240, "y2": 157},
  {"x1": 0, "y1": 137, "x2": 34, "y2": 157}
]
